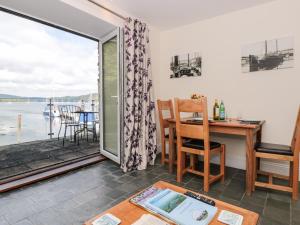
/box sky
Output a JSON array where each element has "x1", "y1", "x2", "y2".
[{"x1": 0, "y1": 10, "x2": 99, "y2": 98}]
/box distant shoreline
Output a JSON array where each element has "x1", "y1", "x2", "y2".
[
  {"x1": 0, "y1": 99, "x2": 80, "y2": 102},
  {"x1": 0, "y1": 93, "x2": 98, "y2": 103},
  {"x1": 0, "y1": 98, "x2": 46, "y2": 102}
]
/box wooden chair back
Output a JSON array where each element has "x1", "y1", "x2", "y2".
[
  {"x1": 291, "y1": 107, "x2": 300, "y2": 154},
  {"x1": 174, "y1": 97, "x2": 210, "y2": 150},
  {"x1": 157, "y1": 99, "x2": 174, "y2": 135}
]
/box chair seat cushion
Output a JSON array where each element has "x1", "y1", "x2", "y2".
[
  {"x1": 65, "y1": 123, "x2": 80, "y2": 126},
  {"x1": 165, "y1": 134, "x2": 177, "y2": 139},
  {"x1": 182, "y1": 139, "x2": 221, "y2": 150},
  {"x1": 255, "y1": 142, "x2": 293, "y2": 156}
]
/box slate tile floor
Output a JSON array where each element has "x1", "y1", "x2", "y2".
[{"x1": 0, "y1": 158, "x2": 299, "y2": 225}]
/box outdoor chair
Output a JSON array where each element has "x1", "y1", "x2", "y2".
[{"x1": 58, "y1": 105, "x2": 81, "y2": 146}]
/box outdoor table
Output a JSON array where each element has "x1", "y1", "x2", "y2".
[{"x1": 74, "y1": 111, "x2": 98, "y2": 144}]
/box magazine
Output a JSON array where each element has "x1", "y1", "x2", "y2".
[
  {"x1": 130, "y1": 186, "x2": 162, "y2": 208},
  {"x1": 130, "y1": 186, "x2": 175, "y2": 224},
  {"x1": 145, "y1": 189, "x2": 217, "y2": 225}
]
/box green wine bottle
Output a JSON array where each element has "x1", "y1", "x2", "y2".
[
  {"x1": 219, "y1": 100, "x2": 225, "y2": 120},
  {"x1": 213, "y1": 99, "x2": 219, "y2": 120}
]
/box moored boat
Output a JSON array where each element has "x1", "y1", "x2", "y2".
[{"x1": 43, "y1": 105, "x2": 60, "y2": 117}]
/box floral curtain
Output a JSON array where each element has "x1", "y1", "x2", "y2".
[{"x1": 122, "y1": 18, "x2": 157, "y2": 172}]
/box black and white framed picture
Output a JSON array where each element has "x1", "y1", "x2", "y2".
[
  {"x1": 241, "y1": 36, "x2": 294, "y2": 73},
  {"x1": 170, "y1": 52, "x2": 202, "y2": 78}
]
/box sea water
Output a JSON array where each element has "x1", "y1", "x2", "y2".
[{"x1": 0, "y1": 102, "x2": 73, "y2": 146}]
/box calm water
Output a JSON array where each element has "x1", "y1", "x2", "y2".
[{"x1": 0, "y1": 102, "x2": 80, "y2": 146}]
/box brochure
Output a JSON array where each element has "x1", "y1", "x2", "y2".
[
  {"x1": 217, "y1": 210, "x2": 243, "y2": 225},
  {"x1": 92, "y1": 213, "x2": 121, "y2": 225},
  {"x1": 145, "y1": 189, "x2": 217, "y2": 225}
]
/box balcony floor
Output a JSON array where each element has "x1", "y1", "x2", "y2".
[{"x1": 0, "y1": 138, "x2": 99, "y2": 180}]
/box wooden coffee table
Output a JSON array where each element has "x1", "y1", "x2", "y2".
[{"x1": 84, "y1": 181, "x2": 259, "y2": 225}]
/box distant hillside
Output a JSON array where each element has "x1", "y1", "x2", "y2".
[
  {"x1": 0, "y1": 93, "x2": 98, "y2": 102},
  {"x1": 52, "y1": 93, "x2": 98, "y2": 102},
  {"x1": 0, "y1": 94, "x2": 22, "y2": 99}
]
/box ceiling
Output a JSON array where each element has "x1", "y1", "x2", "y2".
[
  {"x1": 0, "y1": 0, "x2": 116, "y2": 39},
  {"x1": 99, "y1": 0, "x2": 276, "y2": 30},
  {"x1": 0, "y1": 0, "x2": 277, "y2": 34}
]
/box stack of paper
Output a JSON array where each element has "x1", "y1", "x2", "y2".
[
  {"x1": 217, "y1": 210, "x2": 244, "y2": 225},
  {"x1": 132, "y1": 214, "x2": 170, "y2": 225},
  {"x1": 92, "y1": 213, "x2": 121, "y2": 225},
  {"x1": 130, "y1": 186, "x2": 162, "y2": 208}
]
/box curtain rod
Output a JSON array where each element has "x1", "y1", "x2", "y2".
[{"x1": 87, "y1": 0, "x2": 127, "y2": 20}]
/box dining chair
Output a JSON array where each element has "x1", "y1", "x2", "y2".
[
  {"x1": 174, "y1": 97, "x2": 225, "y2": 192},
  {"x1": 253, "y1": 107, "x2": 300, "y2": 200},
  {"x1": 157, "y1": 99, "x2": 176, "y2": 166}
]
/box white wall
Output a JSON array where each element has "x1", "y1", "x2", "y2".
[{"x1": 155, "y1": 0, "x2": 300, "y2": 175}]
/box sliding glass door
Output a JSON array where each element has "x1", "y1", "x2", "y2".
[
  {"x1": 99, "y1": 28, "x2": 122, "y2": 163},
  {"x1": 0, "y1": 8, "x2": 101, "y2": 181}
]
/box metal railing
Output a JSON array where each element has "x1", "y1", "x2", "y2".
[{"x1": 48, "y1": 98, "x2": 54, "y2": 139}]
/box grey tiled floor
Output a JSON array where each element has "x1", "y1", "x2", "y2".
[{"x1": 0, "y1": 158, "x2": 299, "y2": 225}]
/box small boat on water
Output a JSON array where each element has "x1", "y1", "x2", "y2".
[{"x1": 43, "y1": 105, "x2": 60, "y2": 117}]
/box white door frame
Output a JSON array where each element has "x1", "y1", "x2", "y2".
[{"x1": 99, "y1": 28, "x2": 122, "y2": 164}]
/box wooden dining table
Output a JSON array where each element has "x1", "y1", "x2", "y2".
[{"x1": 167, "y1": 118, "x2": 265, "y2": 195}]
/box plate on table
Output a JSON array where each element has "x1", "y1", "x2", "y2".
[
  {"x1": 238, "y1": 119, "x2": 261, "y2": 125},
  {"x1": 186, "y1": 118, "x2": 213, "y2": 124},
  {"x1": 191, "y1": 117, "x2": 203, "y2": 121},
  {"x1": 186, "y1": 118, "x2": 203, "y2": 124}
]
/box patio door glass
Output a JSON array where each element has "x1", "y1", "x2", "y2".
[
  {"x1": 100, "y1": 29, "x2": 121, "y2": 163},
  {"x1": 0, "y1": 8, "x2": 100, "y2": 180}
]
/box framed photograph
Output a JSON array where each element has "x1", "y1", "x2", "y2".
[
  {"x1": 170, "y1": 52, "x2": 202, "y2": 78},
  {"x1": 241, "y1": 36, "x2": 294, "y2": 73}
]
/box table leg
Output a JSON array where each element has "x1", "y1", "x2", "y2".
[
  {"x1": 255, "y1": 128, "x2": 262, "y2": 171},
  {"x1": 256, "y1": 128, "x2": 262, "y2": 143},
  {"x1": 254, "y1": 127, "x2": 262, "y2": 190},
  {"x1": 169, "y1": 124, "x2": 175, "y2": 173},
  {"x1": 246, "y1": 129, "x2": 254, "y2": 195}
]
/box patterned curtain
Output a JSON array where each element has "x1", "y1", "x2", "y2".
[{"x1": 122, "y1": 18, "x2": 157, "y2": 172}]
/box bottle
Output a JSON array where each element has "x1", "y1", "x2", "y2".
[
  {"x1": 219, "y1": 100, "x2": 225, "y2": 120},
  {"x1": 213, "y1": 99, "x2": 220, "y2": 120}
]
